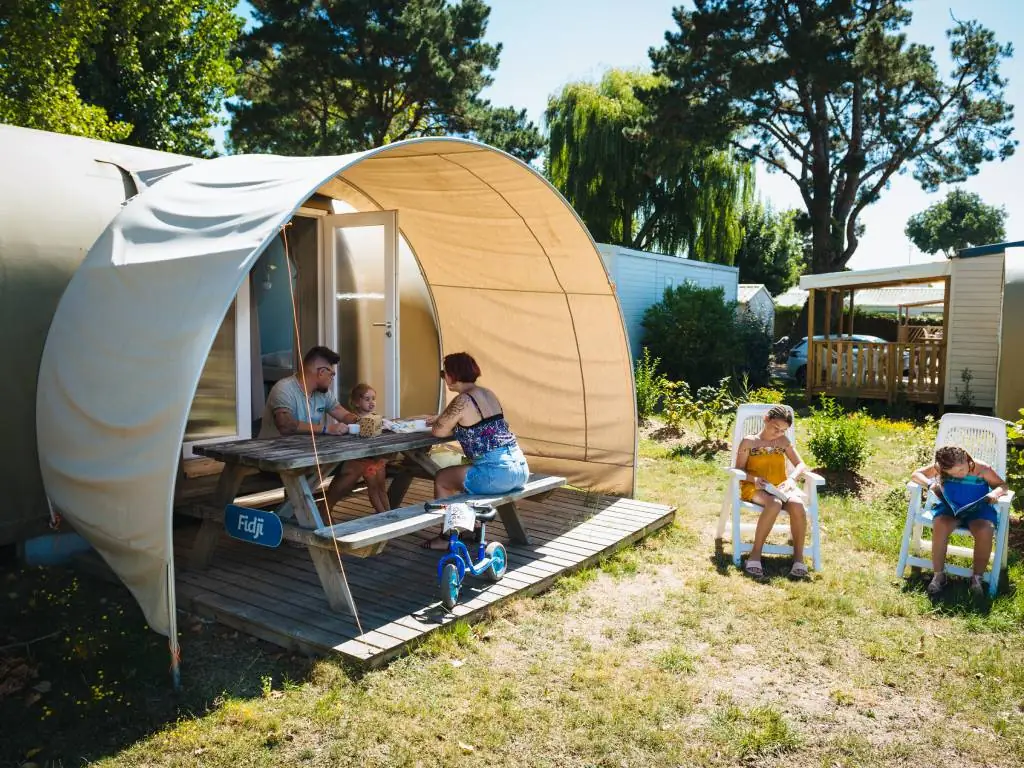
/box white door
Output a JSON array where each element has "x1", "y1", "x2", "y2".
[{"x1": 320, "y1": 211, "x2": 400, "y2": 418}]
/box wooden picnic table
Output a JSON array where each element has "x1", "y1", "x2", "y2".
[{"x1": 190, "y1": 430, "x2": 450, "y2": 617}]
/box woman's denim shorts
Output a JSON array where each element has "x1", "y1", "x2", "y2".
[{"x1": 464, "y1": 445, "x2": 530, "y2": 495}]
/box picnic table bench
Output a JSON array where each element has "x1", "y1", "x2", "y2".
[
  {"x1": 313, "y1": 473, "x2": 566, "y2": 557},
  {"x1": 190, "y1": 431, "x2": 565, "y2": 620}
]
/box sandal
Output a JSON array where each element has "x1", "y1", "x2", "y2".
[
  {"x1": 789, "y1": 561, "x2": 809, "y2": 580},
  {"x1": 969, "y1": 574, "x2": 985, "y2": 597},
  {"x1": 420, "y1": 535, "x2": 451, "y2": 551},
  {"x1": 927, "y1": 572, "x2": 947, "y2": 596},
  {"x1": 744, "y1": 560, "x2": 765, "y2": 579}
]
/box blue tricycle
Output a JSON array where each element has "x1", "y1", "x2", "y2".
[{"x1": 425, "y1": 501, "x2": 509, "y2": 610}]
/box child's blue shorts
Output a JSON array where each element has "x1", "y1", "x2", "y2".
[{"x1": 930, "y1": 501, "x2": 998, "y2": 526}]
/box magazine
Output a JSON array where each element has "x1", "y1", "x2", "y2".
[{"x1": 932, "y1": 485, "x2": 990, "y2": 519}]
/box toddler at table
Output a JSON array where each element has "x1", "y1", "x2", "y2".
[{"x1": 349, "y1": 383, "x2": 390, "y2": 513}]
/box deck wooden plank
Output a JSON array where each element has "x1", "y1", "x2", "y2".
[
  {"x1": 175, "y1": 580, "x2": 381, "y2": 659},
  {"x1": 170, "y1": 486, "x2": 676, "y2": 666},
  {"x1": 207, "y1": 532, "x2": 541, "y2": 610},
  {"x1": 180, "y1": 555, "x2": 426, "y2": 644},
  {"x1": 194, "y1": 523, "x2": 546, "y2": 609},
  {"x1": 176, "y1": 568, "x2": 405, "y2": 650}
]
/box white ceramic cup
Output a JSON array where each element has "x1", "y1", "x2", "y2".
[{"x1": 349, "y1": 423, "x2": 361, "y2": 435}]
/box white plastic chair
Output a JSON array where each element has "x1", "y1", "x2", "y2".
[
  {"x1": 896, "y1": 413, "x2": 1015, "y2": 597},
  {"x1": 716, "y1": 403, "x2": 826, "y2": 569}
]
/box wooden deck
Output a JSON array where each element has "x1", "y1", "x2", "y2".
[{"x1": 173, "y1": 479, "x2": 675, "y2": 668}]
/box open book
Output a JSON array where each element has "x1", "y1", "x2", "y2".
[
  {"x1": 762, "y1": 481, "x2": 805, "y2": 505},
  {"x1": 932, "y1": 485, "x2": 990, "y2": 519}
]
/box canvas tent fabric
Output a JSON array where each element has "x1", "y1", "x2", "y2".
[
  {"x1": 0, "y1": 125, "x2": 198, "y2": 545},
  {"x1": 36, "y1": 137, "x2": 636, "y2": 637}
]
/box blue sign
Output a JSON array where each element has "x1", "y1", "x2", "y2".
[{"x1": 224, "y1": 505, "x2": 283, "y2": 548}]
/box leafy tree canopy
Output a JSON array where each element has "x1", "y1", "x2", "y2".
[
  {"x1": 75, "y1": 1, "x2": 243, "y2": 156},
  {"x1": 0, "y1": 0, "x2": 130, "y2": 142},
  {"x1": 545, "y1": 69, "x2": 753, "y2": 262},
  {"x1": 735, "y1": 203, "x2": 806, "y2": 296},
  {"x1": 1, "y1": 0, "x2": 241, "y2": 156},
  {"x1": 229, "y1": 0, "x2": 542, "y2": 161},
  {"x1": 644, "y1": 0, "x2": 1016, "y2": 275},
  {"x1": 905, "y1": 189, "x2": 1007, "y2": 258}
]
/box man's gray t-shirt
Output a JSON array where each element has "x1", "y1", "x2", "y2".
[{"x1": 258, "y1": 376, "x2": 339, "y2": 438}]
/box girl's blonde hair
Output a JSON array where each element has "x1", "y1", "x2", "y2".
[
  {"x1": 934, "y1": 445, "x2": 976, "y2": 475},
  {"x1": 349, "y1": 382, "x2": 376, "y2": 412}
]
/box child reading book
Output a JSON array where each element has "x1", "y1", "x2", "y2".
[
  {"x1": 348, "y1": 383, "x2": 390, "y2": 514},
  {"x1": 910, "y1": 445, "x2": 1008, "y2": 596},
  {"x1": 735, "y1": 405, "x2": 811, "y2": 580}
]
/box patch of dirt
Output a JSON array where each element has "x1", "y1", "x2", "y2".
[
  {"x1": 673, "y1": 437, "x2": 730, "y2": 460},
  {"x1": 642, "y1": 422, "x2": 686, "y2": 442},
  {"x1": 814, "y1": 468, "x2": 874, "y2": 497},
  {"x1": 0, "y1": 654, "x2": 38, "y2": 699}
]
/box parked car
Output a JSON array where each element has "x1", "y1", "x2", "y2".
[{"x1": 786, "y1": 334, "x2": 893, "y2": 386}]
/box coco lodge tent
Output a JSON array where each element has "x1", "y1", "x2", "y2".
[{"x1": 27, "y1": 130, "x2": 637, "y2": 651}]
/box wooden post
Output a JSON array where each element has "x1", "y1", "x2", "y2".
[
  {"x1": 280, "y1": 469, "x2": 361, "y2": 621},
  {"x1": 824, "y1": 288, "x2": 832, "y2": 338},
  {"x1": 939, "y1": 276, "x2": 952, "y2": 414},
  {"x1": 848, "y1": 290, "x2": 855, "y2": 335},
  {"x1": 190, "y1": 465, "x2": 254, "y2": 569},
  {"x1": 823, "y1": 289, "x2": 833, "y2": 392},
  {"x1": 806, "y1": 289, "x2": 816, "y2": 395},
  {"x1": 497, "y1": 502, "x2": 532, "y2": 546}
]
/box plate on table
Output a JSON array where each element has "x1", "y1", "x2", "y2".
[{"x1": 383, "y1": 418, "x2": 432, "y2": 434}]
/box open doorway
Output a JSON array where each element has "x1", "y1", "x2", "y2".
[{"x1": 180, "y1": 204, "x2": 442, "y2": 462}]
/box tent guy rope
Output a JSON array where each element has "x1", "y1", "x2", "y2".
[{"x1": 281, "y1": 223, "x2": 364, "y2": 636}]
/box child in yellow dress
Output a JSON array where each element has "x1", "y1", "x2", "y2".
[{"x1": 734, "y1": 405, "x2": 810, "y2": 579}]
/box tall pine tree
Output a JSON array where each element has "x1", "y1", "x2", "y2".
[
  {"x1": 229, "y1": 0, "x2": 542, "y2": 161},
  {"x1": 645, "y1": 0, "x2": 1015, "y2": 274}
]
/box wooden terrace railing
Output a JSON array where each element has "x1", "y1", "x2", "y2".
[{"x1": 808, "y1": 340, "x2": 945, "y2": 404}]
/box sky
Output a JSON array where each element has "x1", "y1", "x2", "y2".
[{"x1": 231, "y1": 0, "x2": 1023, "y2": 270}]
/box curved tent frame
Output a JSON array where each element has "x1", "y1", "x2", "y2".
[{"x1": 36, "y1": 137, "x2": 636, "y2": 640}]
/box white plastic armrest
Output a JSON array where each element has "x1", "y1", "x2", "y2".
[
  {"x1": 905, "y1": 481, "x2": 925, "y2": 516},
  {"x1": 724, "y1": 468, "x2": 746, "y2": 480},
  {"x1": 996, "y1": 490, "x2": 1015, "y2": 515},
  {"x1": 800, "y1": 470, "x2": 826, "y2": 487}
]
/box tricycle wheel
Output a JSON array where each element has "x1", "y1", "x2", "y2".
[
  {"x1": 440, "y1": 562, "x2": 460, "y2": 610},
  {"x1": 485, "y1": 542, "x2": 508, "y2": 582}
]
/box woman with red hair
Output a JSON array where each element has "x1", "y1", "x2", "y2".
[{"x1": 422, "y1": 352, "x2": 530, "y2": 549}]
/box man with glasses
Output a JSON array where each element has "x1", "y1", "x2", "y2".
[{"x1": 258, "y1": 346, "x2": 363, "y2": 516}]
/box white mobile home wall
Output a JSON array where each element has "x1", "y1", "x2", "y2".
[
  {"x1": 944, "y1": 253, "x2": 1005, "y2": 409},
  {"x1": 597, "y1": 243, "x2": 739, "y2": 360},
  {"x1": 738, "y1": 285, "x2": 775, "y2": 336}
]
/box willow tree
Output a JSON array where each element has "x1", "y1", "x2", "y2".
[{"x1": 545, "y1": 68, "x2": 752, "y2": 262}]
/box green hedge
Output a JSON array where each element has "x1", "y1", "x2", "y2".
[{"x1": 641, "y1": 283, "x2": 772, "y2": 389}]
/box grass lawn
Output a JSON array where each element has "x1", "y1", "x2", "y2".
[{"x1": 3, "y1": 409, "x2": 1024, "y2": 767}]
